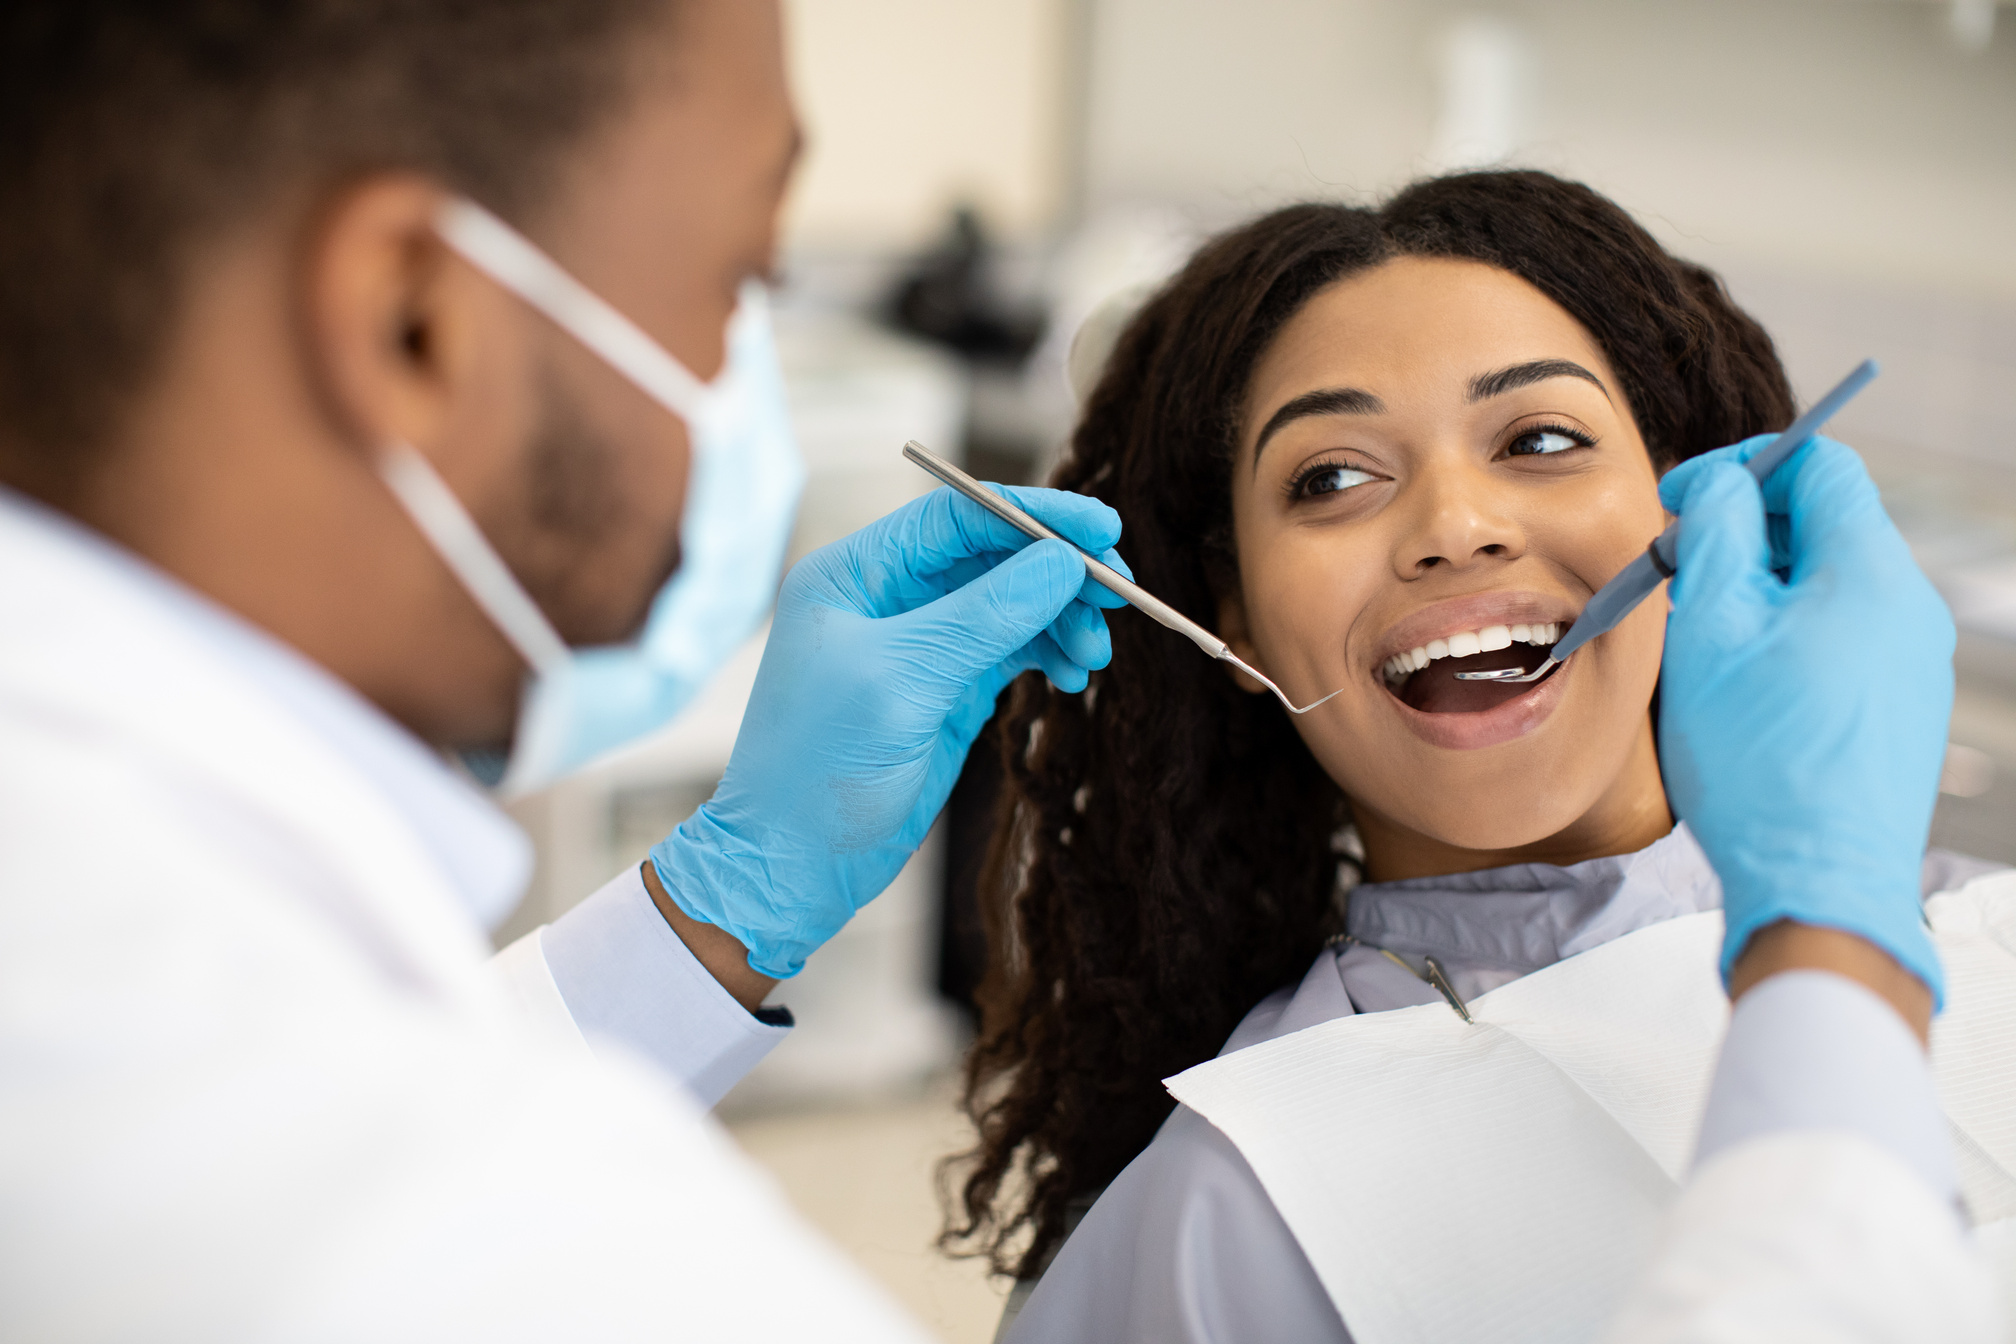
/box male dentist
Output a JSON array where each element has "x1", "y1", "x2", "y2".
[
  {"x1": 1, "y1": 1, "x2": 1121, "y2": 1336},
  {"x1": 0, "y1": 1, "x2": 1996, "y2": 1341}
]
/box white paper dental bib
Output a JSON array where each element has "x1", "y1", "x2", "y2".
[{"x1": 1163, "y1": 873, "x2": 2016, "y2": 1344}]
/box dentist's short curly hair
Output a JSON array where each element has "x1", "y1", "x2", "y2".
[{"x1": 0, "y1": 0, "x2": 673, "y2": 491}]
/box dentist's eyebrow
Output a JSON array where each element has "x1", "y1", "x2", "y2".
[
  {"x1": 1467, "y1": 358, "x2": 1612, "y2": 404},
  {"x1": 1251, "y1": 387, "x2": 1385, "y2": 474}
]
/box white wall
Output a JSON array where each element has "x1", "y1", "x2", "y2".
[
  {"x1": 1080, "y1": 0, "x2": 2016, "y2": 296},
  {"x1": 1081, "y1": 0, "x2": 1432, "y2": 220},
  {"x1": 781, "y1": 0, "x2": 1074, "y2": 250}
]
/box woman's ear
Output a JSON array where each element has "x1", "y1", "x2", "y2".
[{"x1": 1215, "y1": 588, "x2": 1270, "y2": 696}]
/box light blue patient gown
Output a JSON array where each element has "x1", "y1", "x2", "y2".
[{"x1": 996, "y1": 825, "x2": 2000, "y2": 1344}]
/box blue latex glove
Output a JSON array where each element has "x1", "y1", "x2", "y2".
[
  {"x1": 1658, "y1": 434, "x2": 1952, "y2": 1006},
  {"x1": 651, "y1": 484, "x2": 1132, "y2": 978}
]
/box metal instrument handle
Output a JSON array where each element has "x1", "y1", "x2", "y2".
[{"x1": 901, "y1": 440, "x2": 1229, "y2": 660}]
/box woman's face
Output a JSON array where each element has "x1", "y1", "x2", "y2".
[{"x1": 1225, "y1": 257, "x2": 1671, "y2": 867}]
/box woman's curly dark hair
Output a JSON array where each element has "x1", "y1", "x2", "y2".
[{"x1": 939, "y1": 171, "x2": 1797, "y2": 1280}]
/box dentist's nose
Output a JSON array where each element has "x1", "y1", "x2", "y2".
[{"x1": 1393, "y1": 461, "x2": 1526, "y2": 579}]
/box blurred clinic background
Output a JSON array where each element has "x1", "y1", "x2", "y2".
[{"x1": 492, "y1": 3, "x2": 2016, "y2": 1337}]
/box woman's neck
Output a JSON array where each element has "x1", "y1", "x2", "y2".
[{"x1": 1354, "y1": 719, "x2": 1674, "y2": 883}]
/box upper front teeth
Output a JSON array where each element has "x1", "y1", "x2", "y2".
[{"x1": 1381, "y1": 623, "x2": 1561, "y2": 684}]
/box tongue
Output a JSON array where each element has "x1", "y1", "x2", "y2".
[{"x1": 1399, "y1": 647, "x2": 1555, "y2": 714}]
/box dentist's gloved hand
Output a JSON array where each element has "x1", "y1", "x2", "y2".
[
  {"x1": 651, "y1": 485, "x2": 1131, "y2": 978},
  {"x1": 1658, "y1": 434, "x2": 1952, "y2": 1006}
]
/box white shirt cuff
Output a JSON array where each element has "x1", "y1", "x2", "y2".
[
  {"x1": 1693, "y1": 969, "x2": 1956, "y2": 1206},
  {"x1": 535, "y1": 864, "x2": 791, "y2": 1107}
]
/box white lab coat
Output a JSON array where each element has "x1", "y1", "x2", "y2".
[
  {"x1": 0, "y1": 495, "x2": 927, "y2": 1342},
  {"x1": 1607, "y1": 1131, "x2": 2000, "y2": 1343},
  {"x1": 0, "y1": 490, "x2": 1995, "y2": 1342}
]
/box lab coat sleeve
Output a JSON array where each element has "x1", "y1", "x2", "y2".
[
  {"x1": 1692, "y1": 970, "x2": 1957, "y2": 1198},
  {"x1": 1601, "y1": 1132, "x2": 1999, "y2": 1343},
  {"x1": 1603, "y1": 971, "x2": 2003, "y2": 1343},
  {"x1": 492, "y1": 865, "x2": 791, "y2": 1107}
]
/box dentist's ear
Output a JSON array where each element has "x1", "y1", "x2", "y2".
[
  {"x1": 298, "y1": 174, "x2": 528, "y2": 483},
  {"x1": 1215, "y1": 588, "x2": 1271, "y2": 697}
]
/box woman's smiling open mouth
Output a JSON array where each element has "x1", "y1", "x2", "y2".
[
  {"x1": 1381, "y1": 621, "x2": 1563, "y2": 713},
  {"x1": 1365, "y1": 594, "x2": 1581, "y2": 747}
]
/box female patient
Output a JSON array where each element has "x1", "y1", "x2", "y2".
[{"x1": 942, "y1": 171, "x2": 1992, "y2": 1342}]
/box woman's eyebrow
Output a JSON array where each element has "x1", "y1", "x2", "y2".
[
  {"x1": 1468, "y1": 358, "x2": 1613, "y2": 404},
  {"x1": 1251, "y1": 387, "x2": 1385, "y2": 472}
]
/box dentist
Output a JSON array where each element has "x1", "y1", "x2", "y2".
[
  {"x1": 1, "y1": 1, "x2": 1121, "y2": 1337},
  {"x1": 0, "y1": 1, "x2": 1996, "y2": 1341}
]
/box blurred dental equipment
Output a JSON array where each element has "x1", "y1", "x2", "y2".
[
  {"x1": 1457, "y1": 359, "x2": 1880, "y2": 684},
  {"x1": 902, "y1": 440, "x2": 1345, "y2": 714}
]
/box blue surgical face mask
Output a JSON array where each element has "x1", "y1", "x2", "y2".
[{"x1": 376, "y1": 199, "x2": 805, "y2": 797}]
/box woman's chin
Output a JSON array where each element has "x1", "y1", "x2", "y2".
[
  {"x1": 1396, "y1": 804, "x2": 1589, "y2": 857},
  {"x1": 1321, "y1": 662, "x2": 1630, "y2": 852}
]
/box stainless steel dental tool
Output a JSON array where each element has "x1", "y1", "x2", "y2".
[
  {"x1": 1454, "y1": 359, "x2": 1881, "y2": 686},
  {"x1": 902, "y1": 441, "x2": 1345, "y2": 714}
]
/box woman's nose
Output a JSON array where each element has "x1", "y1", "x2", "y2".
[{"x1": 1393, "y1": 463, "x2": 1526, "y2": 578}]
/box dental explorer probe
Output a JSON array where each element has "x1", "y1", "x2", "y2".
[
  {"x1": 902, "y1": 441, "x2": 1344, "y2": 715},
  {"x1": 1455, "y1": 358, "x2": 1881, "y2": 685}
]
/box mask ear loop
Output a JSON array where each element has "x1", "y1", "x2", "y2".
[
  {"x1": 374, "y1": 443, "x2": 569, "y2": 678},
  {"x1": 376, "y1": 443, "x2": 580, "y2": 795},
  {"x1": 386, "y1": 198, "x2": 738, "y2": 793},
  {"x1": 380, "y1": 196, "x2": 687, "y2": 679},
  {"x1": 433, "y1": 199, "x2": 713, "y2": 424}
]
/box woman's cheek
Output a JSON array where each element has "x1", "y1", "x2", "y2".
[
  {"x1": 1248, "y1": 533, "x2": 1349, "y2": 668},
  {"x1": 1617, "y1": 580, "x2": 1668, "y2": 704}
]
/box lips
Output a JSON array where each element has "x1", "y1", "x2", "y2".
[{"x1": 1369, "y1": 593, "x2": 1578, "y2": 749}]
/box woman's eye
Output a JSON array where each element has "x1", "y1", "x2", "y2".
[
  {"x1": 1296, "y1": 465, "x2": 1376, "y2": 498},
  {"x1": 1507, "y1": 427, "x2": 1589, "y2": 457}
]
